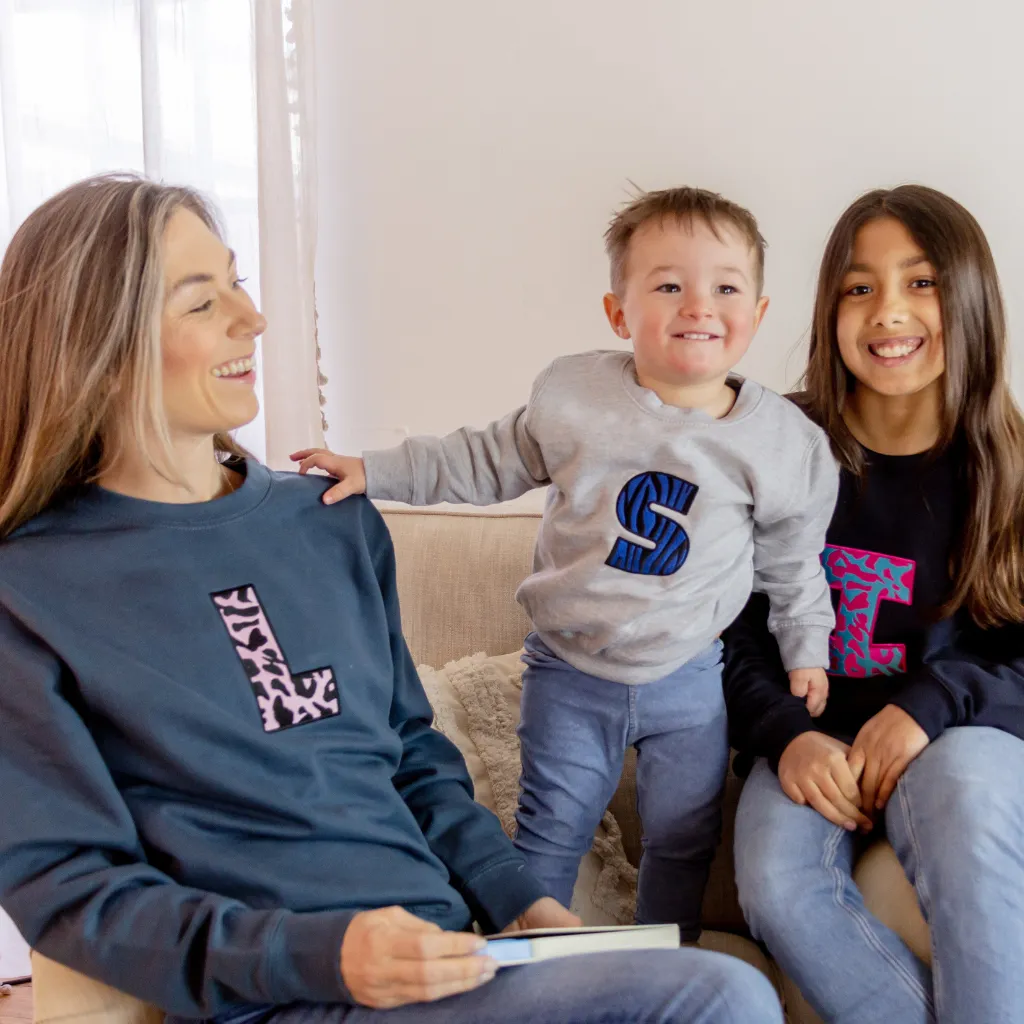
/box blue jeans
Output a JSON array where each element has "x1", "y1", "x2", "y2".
[
  {"x1": 513, "y1": 635, "x2": 729, "y2": 939},
  {"x1": 196, "y1": 948, "x2": 783, "y2": 1024},
  {"x1": 734, "y1": 726, "x2": 1024, "y2": 1024}
]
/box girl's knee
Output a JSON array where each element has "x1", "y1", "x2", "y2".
[
  {"x1": 898, "y1": 727, "x2": 1024, "y2": 840},
  {"x1": 734, "y1": 843, "x2": 806, "y2": 934},
  {"x1": 908, "y1": 726, "x2": 1024, "y2": 788}
]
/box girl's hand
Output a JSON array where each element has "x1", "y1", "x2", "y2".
[
  {"x1": 290, "y1": 448, "x2": 367, "y2": 504},
  {"x1": 500, "y1": 896, "x2": 581, "y2": 934},
  {"x1": 340, "y1": 906, "x2": 495, "y2": 1009},
  {"x1": 847, "y1": 705, "x2": 929, "y2": 813},
  {"x1": 777, "y1": 731, "x2": 873, "y2": 832},
  {"x1": 788, "y1": 667, "x2": 829, "y2": 717}
]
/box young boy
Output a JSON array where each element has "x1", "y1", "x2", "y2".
[{"x1": 293, "y1": 187, "x2": 837, "y2": 939}]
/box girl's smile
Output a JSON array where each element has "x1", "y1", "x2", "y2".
[{"x1": 837, "y1": 217, "x2": 945, "y2": 399}]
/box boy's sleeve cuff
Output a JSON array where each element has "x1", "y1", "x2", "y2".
[
  {"x1": 363, "y1": 448, "x2": 415, "y2": 504},
  {"x1": 775, "y1": 627, "x2": 832, "y2": 674}
]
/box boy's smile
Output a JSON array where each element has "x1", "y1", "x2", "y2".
[{"x1": 603, "y1": 218, "x2": 768, "y2": 412}]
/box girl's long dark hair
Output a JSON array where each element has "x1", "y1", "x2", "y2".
[{"x1": 801, "y1": 184, "x2": 1024, "y2": 627}]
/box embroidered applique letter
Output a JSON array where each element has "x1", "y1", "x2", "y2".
[
  {"x1": 822, "y1": 545, "x2": 916, "y2": 676},
  {"x1": 212, "y1": 585, "x2": 340, "y2": 732},
  {"x1": 606, "y1": 472, "x2": 699, "y2": 576}
]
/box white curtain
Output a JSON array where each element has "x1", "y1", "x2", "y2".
[
  {"x1": 253, "y1": 0, "x2": 325, "y2": 467},
  {"x1": 0, "y1": 0, "x2": 324, "y2": 467}
]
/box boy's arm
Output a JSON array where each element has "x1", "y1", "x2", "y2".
[
  {"x1": 753, "y1": 431, "x2": 839, "y2": 672},
  {"x1": 361, "y1": 362, "x2": 555, "y2": 506},
  {"x1": 364, "y1": 404, "x2": 549, "y2": 506}
]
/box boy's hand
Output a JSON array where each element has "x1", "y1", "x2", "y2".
[
  {"x1": 500, "y1": 897, "x2": 581, "y2": 934},
  {"x1": 777, "y1": 732, "x2": 873, "y2": 832},
  {"x1": 788, "y1": 667, "x2": 829, "y2": 717},
  {"x1": 290, "y1": 448, "x2": 367, "y2": 504}
]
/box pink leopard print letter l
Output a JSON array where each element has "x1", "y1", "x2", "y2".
[{"x1": 213, "y1": 585, "x2": 340, "y2": 732}]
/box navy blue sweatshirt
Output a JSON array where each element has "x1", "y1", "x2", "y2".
[
  {"x1": 0, "y1": 460, "x2": 544, "y2": 1016},
  {"x1": 725, "y1": 441, "x2": 1024, "y2": 770}
]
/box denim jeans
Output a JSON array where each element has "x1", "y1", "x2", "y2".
[
  {"x1": 512, "y1": 634, "x2": 729, "y2": 939},
  {"x1": 734, "y1": 726, "x2": 1024, "y2": 1024},
  {"x1": 195, "y1": 948, "x2": 783, "y2": 1024}
]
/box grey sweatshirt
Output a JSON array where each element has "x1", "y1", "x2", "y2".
[{"x1": 365, "y1": 351, "x2": 838, "y2": 684}]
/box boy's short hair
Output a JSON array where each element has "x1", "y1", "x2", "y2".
[{"x1": 604, "y1": 186, "x2": 767, "y2": 296}]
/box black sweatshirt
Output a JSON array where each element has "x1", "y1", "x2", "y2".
[{"x1": 725, "y1": 441, "x2": 1024, "y2": 771}]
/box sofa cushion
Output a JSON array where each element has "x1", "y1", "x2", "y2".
[
  {"x1": 383, "y1": 508, "x2": 537, "y2": 668},
  {"x1": 853, "y1": 840, "x2": 931, "y2": 965}
]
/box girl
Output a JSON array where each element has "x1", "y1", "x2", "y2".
[{"x1": 726, "y1": 184, "x2": 1024, "y2": 1023}]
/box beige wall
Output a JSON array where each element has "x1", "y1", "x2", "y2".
[{"x1": 315, "y1": 0, "x2": 1024, "y2": 455}]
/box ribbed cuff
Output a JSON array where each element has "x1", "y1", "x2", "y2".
[
  {"x1": 775, "y1": 626, "x2": 832, "y2": 673},
  {"x1": 460, "y1": 859, "x2": 549, "y2": 933},
  {"x1": 760, "y1": 705, "x2": 818, "y2": 773},
  {"x1": 889, "y1": 670, "x2": 959, "y2": 741},
  {"x1": 266, "y1": 909, "x2": 357, "y2": 1005},
  {"x1": 363, "y1": 447, "x2": 415, "y2": 504}
]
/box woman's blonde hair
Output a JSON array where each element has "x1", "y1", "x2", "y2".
[
  {"x1": 802, "y1": 184, "x2": 1024, "y2": 627},
  {"x1": 0, "y1": 173, "x2": 247, "y2": 538}
]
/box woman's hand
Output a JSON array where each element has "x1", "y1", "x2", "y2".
[
  {"x1": 777, "y1": 731, "x2": 873, "y2": 832},
  {"x1": 847, "y1": 705, "x2": 929, "y2": 813},
  {"x1": 500, "y1": 896, "x2": 581, "y2": 934},
  {"x1": 340, "y1": 906, "x2": 495, "y2": 1009},
  {"x1": 290, "y1": 448, "x2": 367, "y2": 504}
]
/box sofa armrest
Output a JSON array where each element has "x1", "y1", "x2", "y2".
[{"x1": 31, "y1": 952, "x2": 163, "y2": 1024}]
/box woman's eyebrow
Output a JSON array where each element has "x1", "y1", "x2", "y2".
[{"x1": 167, "y1": 249, "x2": 236, "y2": 297}]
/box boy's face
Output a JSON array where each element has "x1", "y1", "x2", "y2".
[{"x1": 604, "y1": 218, "x2": 769, "y2": 390}]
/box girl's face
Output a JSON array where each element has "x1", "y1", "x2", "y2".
[
  {"x1": 160, "y1": 208, "x2": 266, "y2": 439},
  {"x1": 836, "y1": 217, "x2": 945, "y2": 399}
]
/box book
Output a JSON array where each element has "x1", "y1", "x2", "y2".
[{"x1": 482, "y1": 923, "x2": 680, "y2": 967}]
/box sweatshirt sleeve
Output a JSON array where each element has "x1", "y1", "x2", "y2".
[
  {"x1": 752, "y1": 430, "x2": 839, "y2": 672},
  {"x1": 888, "y1": 619, "x2": 1024, "y2": 742},
  {"x1": 362, "y1": 366, "x2": 553, "y2": 506},
  {"x1": 723, "y1": 592, "x2": 819, "y2": 772},
  {"x1": 0, "y1": 605, "x2": 355, "y2": 1016},
  {"x1": 365, "y1": 505, "x2": 548, "y2": 930}
]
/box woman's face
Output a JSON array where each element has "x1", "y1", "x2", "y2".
[
  {"x1": 836, "y1": 217, "x2": 945, "y2": 399},
  {"x1": 160, "y1": 208, "x2": 266, "y2": 439}
]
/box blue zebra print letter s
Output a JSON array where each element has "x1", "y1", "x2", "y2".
[{"x1": 605, "y1": 471, "x2": 699, "y2": 576}]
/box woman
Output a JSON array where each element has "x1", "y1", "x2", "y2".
[
  {"x1": 726, "y1": 185, "x2": 1024, "y2": 1023},
  {"x1": 0, "y1": 175, "x2": 782, "y2": 1024}
]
